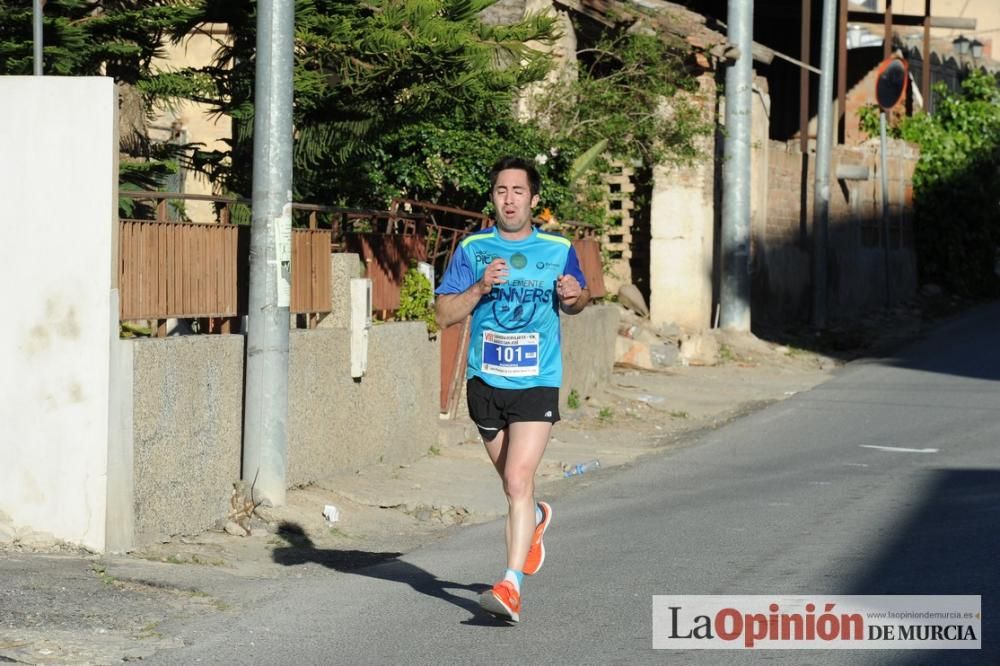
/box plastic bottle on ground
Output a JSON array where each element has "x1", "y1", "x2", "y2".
[{"x1": 564, "y1": 459, "x2": 600, "y2": 478}]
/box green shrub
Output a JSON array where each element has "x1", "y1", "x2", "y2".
[
  {"x1": 397, "y1": 266, "x2": 438, "y2": 336},
  {"x1": 861, "y1": 71, "x2": 1000, "y2": 296}
]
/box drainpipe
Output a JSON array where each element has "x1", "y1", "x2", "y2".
[
  {"x1": 243, "y1": 0, "x2": 295, "y2": 506},
  {"x1": 719, "y1": 0, "x2": 753, "y2": 332}
]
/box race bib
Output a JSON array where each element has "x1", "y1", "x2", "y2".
[{"x1": 481, "y1": 331, "x2": 540, "y2": 377}]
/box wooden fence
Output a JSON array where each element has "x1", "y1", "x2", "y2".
[
  {"x1": 117, "y1": 192, "x2": 604, "y2": 341},
  {"x1": 290, "y1": 229, "x2": 334, "y2": 325},
  {"x1": 119, "y1": 219, "x2": 331, "y2": 334},
  {"x1": 119, "y1": 219, "x2": 240, "y2": 321}
]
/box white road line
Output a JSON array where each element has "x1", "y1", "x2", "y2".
[{"x1": 859, "y1": 445, "x2": 939, "y2": 454}]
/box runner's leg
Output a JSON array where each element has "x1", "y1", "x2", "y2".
[
  {"x1": 482, "y1": 428, "x2": 513, "y2": 556},
  {"x1": 501, "y1": 421, "x2": 551, "y2": 571},
  {"x1": 482, "y1": 427, "x2": 508, "y2": 476}
]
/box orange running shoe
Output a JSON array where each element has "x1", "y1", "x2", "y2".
[
  {"x1": 480, "y1": 580, "x2": 521, "y2": 622},
  {"x1": 522, "y1": 501, "x2": 552, "y2": 576}
]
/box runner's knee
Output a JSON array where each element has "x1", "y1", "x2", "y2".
[{"x1": 502, "y1": 471, "x2": 534, "y2": 501}]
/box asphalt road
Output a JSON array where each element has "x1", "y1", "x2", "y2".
[{"x1": 148, "y1": 302, "x2": 1000, "y2": 665}]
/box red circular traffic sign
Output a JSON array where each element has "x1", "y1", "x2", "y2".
[{"x1": 875, "y1": 57, "x2": 909, "y2": 111}]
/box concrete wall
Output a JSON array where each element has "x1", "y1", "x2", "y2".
[
  {"x1": 317, "y1": 253, "x2": 363, "y2": 330},
  {"x1": 0, "y1": 77, "x2": 118, "y2": 551},
  {"x1": 125, "y1": 315, "x2": 438, "y2": 545},
  {"x1": 559, "y1": 304, "x2": 619, "y2": 407},
  {"x1": 127, "y1": 336, "x2": 244, "y2": 545},
  {"x1": 755, "y1": 138, "x2": 919, "y2": 323},
  {"x1": 649, "y1": 74, "x2": 718, "y2": 331},
  {"x1": 288, "y1": 323, "x2": 439, "y2": 483}
]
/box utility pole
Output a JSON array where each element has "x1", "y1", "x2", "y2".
[
  {"x1": 242, "y1": 0, "x2": 295, "y2": 506},
  {"x1": 812, "y1": 0, "x2": 838, "y2": 330},
  {"x1": 33, "y1": 0, "x2": 43, "y2": 75},
  {"x1": 879, "y1": 108, "x2": 892, "y2": 308},
  {"x1": 719, "y1": 0, "x2": 753, "y2": 331}
]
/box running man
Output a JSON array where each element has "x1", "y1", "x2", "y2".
[{"x1": 435, "y1": 156, "x2": 590, "y2": 622}]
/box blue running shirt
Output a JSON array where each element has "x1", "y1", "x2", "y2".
[{"x1": 436, "y1": 227, "x2": 587, "y2": 389}]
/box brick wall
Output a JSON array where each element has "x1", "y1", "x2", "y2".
[{"x1": 753, "y1": 138, "x2": 920, "y2": 324}]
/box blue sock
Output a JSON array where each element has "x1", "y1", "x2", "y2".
[
  {"x1": 535, "y1": 503, "x2": 543, "y2": 525},
  {"x1": 504, "y1": 567, "x2": 524, "y2": 592}
]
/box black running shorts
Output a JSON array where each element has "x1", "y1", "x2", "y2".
[{"x1": 466, "y1": 376, "x2": 560, "y2": 440}]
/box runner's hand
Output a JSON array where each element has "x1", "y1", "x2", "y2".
[
  {"x1": 477, "y1": 258, "x2": 509, "y2": 294},
  {"x1": 556, "y1": 274, "x2": 582, "y2": 306}
]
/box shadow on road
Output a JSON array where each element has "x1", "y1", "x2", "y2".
[
  {"x1": 878, "y1": 302, "x2": 1000, "y2": 382},
  {"x1": 844, "y1": 469, "x2": 998, "y2": 664},
  {"x1": 271, "y1": 522, "x2": 508, "y2": 625},
  {"x1": 755, "y1": 299, "x2": 1000, "y2": 381}
]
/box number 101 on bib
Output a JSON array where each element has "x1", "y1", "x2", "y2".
[{"x1": 482, "y1": 331, "x2": 540, "y2": 377}]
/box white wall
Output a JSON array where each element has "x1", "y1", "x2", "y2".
[
  {"x1": 0, "y1": 77, "x2": 118, "y2": 551},
  {"x1": 649, "y1": 75, "x2": 717, "y2": 331},
  {"x1": 649, "y1": 160, "x2": 715, "y2": 331}
]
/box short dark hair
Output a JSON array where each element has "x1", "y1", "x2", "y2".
[{"x1": 489, "y1": 156, "x2": 541, "y2": 197}]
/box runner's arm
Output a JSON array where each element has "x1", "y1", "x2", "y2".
[
  {"x1": 435, "y1": 285, "x2": 488, "y2": 328},
  {"x1": 435, "y1": 257, "x2": 508, "y2": 328},
  {"x1": 558, "y1": 246, "x2": 589, "y2": 315},
  {"x1": 559, "y1": 286, "x2": 590, "y2": 315}
]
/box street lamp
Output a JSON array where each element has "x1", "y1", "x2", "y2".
[
  {"x1": 953, "y1": 35, "x2": 971, "y2": 72},
  {"x1": 970, "y1": 39, "x2": 984, "y2": 62},
  {"x1": 953, "y1": 35, "x2": 970, "y2": 56}
]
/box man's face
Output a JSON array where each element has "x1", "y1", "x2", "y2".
[{"x1": 491, "y1": 168, "x2": 539, "y2": 236}]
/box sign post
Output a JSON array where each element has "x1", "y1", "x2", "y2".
[{"x1": 875, "y1": 57, "x2": 908, "y2": 307}]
